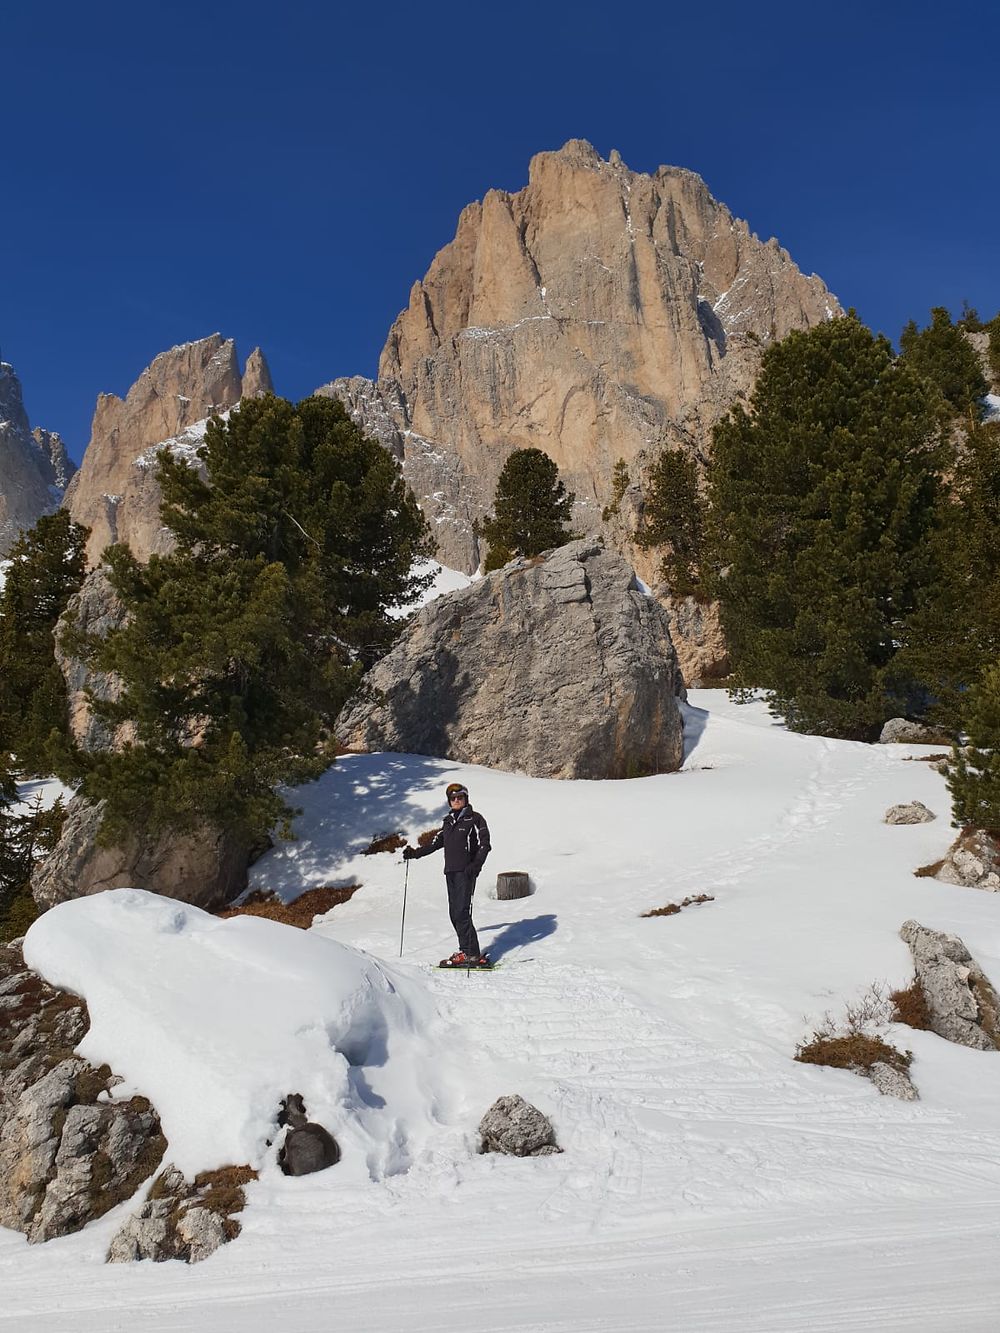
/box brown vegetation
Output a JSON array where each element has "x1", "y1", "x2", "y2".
[
  {"x1": 217, "y1": 885, "x2": 359, "y2": 929},
  {"x1": 417, "y1": 828, "x2": 440, "y2": 849},
  {"x1": 914, "y1": 858, "x2": 946, "y2": 878},
  {"x1": 795, "y1": 1032, "x2": 912, "y2": 1074},
  {"x1": 362, "y1": 831, "x2": 407, "y2": 856},
  {"x1": 890, "y1": 979, "x2": 933, "y2": 1030},
  {"x1": 642, "y1": 893, "x2": 714, "y2": 918}
]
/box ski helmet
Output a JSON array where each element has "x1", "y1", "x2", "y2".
[{"x1": 446, "y1": 782, "x2": 469, "y2": 802}]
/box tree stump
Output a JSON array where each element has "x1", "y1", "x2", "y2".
[{"x1": 495, "y1": 871, "x2": 530, "y2": 900}]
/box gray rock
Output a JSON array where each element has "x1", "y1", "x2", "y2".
[
  {"x1": 0, "y1": 943, "x2": 166, "y2": 1243},
  {"x1": 936, "y1": 830, "x2": 1000, "y2": 892},
  {"x1": 867, "y1": 1061, "x2": 919, "y2": 1101},
  {"x1": 899, "y1": 920, "x2": 1000, "y2": 1051},
  {"x1": 884, "y1": 801, "x2": 936, "y2": 825},
  {"x1": 276, "y1": 1093, "x2": 340, "y2": 1176},
  {"x1": 107, "y1": 1163, "x2": 252, "y2": 1264},
  {"x1": 479, "y1": 1095, "x2": 561, "y2": 1157},
  {"x1": 31, "y1": 795, "x2": 250, "y2": 912},
  {"x1": 879, "y1": 718, "x2": 952, "y2": 745},
  {"x1": 337, "y1": 540, "x2": 685, "y2": 780}
]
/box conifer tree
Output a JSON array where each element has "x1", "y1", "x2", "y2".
[
  {"x1": 708, "y1": 313, "x2": 941, "y2": 740},
  {"x1": 893, "y1": 419, "x2": 1000, "y2": 729},
  {"x1": 0, "y1": 510, "x2": 88, "y2": 773},
  {"x1": 946, "y1": 664, "x2": 1000, "y2": 831},
  {"x1": 986, "y1": 313, "x2": 1000, "y2": 385},
  {"x1": 635, "y1": 448, "x2": 707, "y2": 597},
  {"x1": 480, "y1": 448, "x2": 574, "y2": 572},
  {"x1": 899, "y1": 306, "x2": 988, "y2": 419},
  {"x1": 67, "y1": 394, "x2": 433, "y2": 844}
]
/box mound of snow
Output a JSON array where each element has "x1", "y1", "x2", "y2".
[{"x1": 22, "y1": 889, "x2": 458, "y2": 1180}]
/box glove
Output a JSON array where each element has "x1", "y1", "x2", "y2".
[{"x1": 402, "y1": 846, "x2": 416, "y2": 861}]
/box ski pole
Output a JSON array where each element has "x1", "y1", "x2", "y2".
[{"x1": 399, "y1": 858, "x2": 410, "y2": 958}]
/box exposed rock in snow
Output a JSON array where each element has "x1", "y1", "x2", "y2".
[
  {"x1": 479, "y1": 1095, "x2": 561, "y2": 1157},
  {"x1": 878, "y1": 718, "x2": 952, "y2": 745},
  {"x1": 0, "y1": 942, "x2": 166, "y2": 1243},
  {"x1": 936, "y1": 829, "x2": 1000, "y2": 892},
  {"x1": 867, "y1": 1061, "x2": 919, "y2": 1101},
  {"x1": 883, "y1": 801, "x2": 936, "y2": 825},
  {"x1": 899, "y1": 920, "x2": 1000, "y2": 1051},
  {"x1": 336, "y1": 539, "x2": 686, "y2": 779}
]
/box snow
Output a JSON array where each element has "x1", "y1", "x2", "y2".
[
  {"x1": 7, "y1": 692, "x2": 1000, "y2": 1330},
  {"x1": 0, "y1": 559, "x2": 9, "y2": 593},
  {"x1": 388, "y1": 558, "x2": 474, "y2": 618},
  {"x1": 984, "y1": 393, "x2": 1000, "y2": 422}
]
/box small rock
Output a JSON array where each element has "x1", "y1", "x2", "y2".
[
  {"x1": 936, "y1": 830, "x2": 1000, "y2": 892},
  {"x1": 479, "y1": 1095, "x2": 561, "y2": 1157},
  {"x1": 867, "y1": 1061, "x2": 919, "y2": 1101},
  {"x1": 884, "y1": 801, "x2": 936, "y2": 825}
]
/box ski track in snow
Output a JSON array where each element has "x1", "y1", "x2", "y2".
[{"x1": 6, "y1": 693, "x2": 1000, "y2": 1330}]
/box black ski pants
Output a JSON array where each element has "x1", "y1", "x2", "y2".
[{"x1": 445, "y1": 870, "x2": 480, "y2": 958}]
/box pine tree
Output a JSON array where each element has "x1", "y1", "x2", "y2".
[
  {"x1": 635, "y1": 448, "x2": 707, "y2": 597},
  {"x1": 899, "y1": 306, "x2": 988, "y2": 419},
  {"x1": 0, "y1": 510, "x2": 89, "y2": 773},
  {"x1": 986, "y1": 313, "x2": 1000, "y2": 385},
  {"x1": 67, "y1": 394, "x2": 433, "y2": 845},
  {"x1": 893, "y1": 419, "x2": 1000, "y2": 729},
  {"x1": 708, "y1": 313, "x2": 942, "y2": 740},
  {"x1": 480, "y1": 448, "x2": 575, "y2": 572},
  {"x1": 946, "y1": 664, "x2": 1000, "y2": 831}
]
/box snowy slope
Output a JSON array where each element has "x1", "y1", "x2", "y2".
[{"x1": 6, "y1": 692, "x2": 1000, "y2": 1332}]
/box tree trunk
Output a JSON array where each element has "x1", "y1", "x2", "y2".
[{"x1": 495, "y1": 871, "x2": 530, "y2": 900}]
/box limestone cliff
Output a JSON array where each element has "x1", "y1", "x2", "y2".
[
  {"x1": 320, "y1": 140, "x2": 840, "y2": 582},
  {"x1": 64, "y1": 335, "x2": 272, "y2": 565},
  {"x1": 0, "y1": 362, "x2": 76, "y2": 556}
]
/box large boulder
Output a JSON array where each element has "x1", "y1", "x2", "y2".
[
  {"x1": 899, "y1": 920, "x2": 1000, "y2": 1051},
  {"x1": 0, "y1": 943, "x2": 166, "y2": 1242},
  {"x1": 336, "y1": 540, "x2": 686, "y2": 779},
  {"x1": 479, "y1": 1095, "x2": 561, "y2": 1157},
  {"x1": 31, "y1": 797, "x2": 249, "y2": 913}
]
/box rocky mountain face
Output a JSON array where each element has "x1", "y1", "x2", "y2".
[
  {"x1": 336, "y1": 538, "x2": 686, "y2": 779},
  {"x1": 64, "y1": 335, "x2": 272, "y2": 566},
  {"x1": 0, "y1": 362, "x2": 76, "y2": 556},
  {"x1": 320, "y1": 140, "x2": 840, "y2": 596}
]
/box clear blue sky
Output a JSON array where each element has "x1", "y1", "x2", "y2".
[{"x1": 4, "y1": 0, "x2": 998, "y2": 462}]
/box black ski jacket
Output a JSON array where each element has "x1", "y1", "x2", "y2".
[{"x1": 413, "y1": 804, "x2": 491, "y2": 875}]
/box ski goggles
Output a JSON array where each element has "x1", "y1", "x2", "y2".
[{"x1": 446, "y1": 783, "x2": 469, "y2": 802}]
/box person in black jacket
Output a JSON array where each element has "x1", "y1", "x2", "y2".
[{"x1": 403, "y1": 782, "x2": 491, "y2": 966}]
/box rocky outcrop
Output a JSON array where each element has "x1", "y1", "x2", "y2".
[
  {"x1": 0, "y1": 942, "x2": 166, "y2": 1242},
  {"x1": 53, "y1": 566, "x2": 130, "y2": 749},
  {"x1": 64, "y1": 335, "x2": 272, "y2": 565},
  {"x1": 878, "y1": 718, "x2": 953, "y2": 745},
  {"x1": 0, "y1": 361, "x2": 76, "y2": 556},
  {"x1": 336, "y1": 539, "x2": 685, "y2": 779},
  {"x1": 319, "y1": 141, "x2": 839, "y2": 677},
  {"x1": 479, "y1": 1095, "x2": 560, "y2": 1157},
  {"x1": 883, "y1": 801, "x2": 936, "y2": 825},
  {"x1": 107, "y1": 1163, "x2": 255, "y2": 1264},
  {"x1": 936, "y1": 829, "x2": 1000, "y2": 892},
  {"x1": 31, "y1": 797, "x2": 250, "y2": 913},
  {"x1": 899, "y1": 920, "x2": 1000, "y2": 1050}
]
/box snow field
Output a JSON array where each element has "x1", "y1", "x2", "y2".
[{"x1": 6, "y1": 692, "x2": 1000, "y2": 1331}]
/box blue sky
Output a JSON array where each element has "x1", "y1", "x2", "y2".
[{"x1": 3, "y1": 0, "x2": 998, "y2": 461}]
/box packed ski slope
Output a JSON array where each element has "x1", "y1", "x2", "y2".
[{"x1": 6, "y1": 692, "x2": 1000, "y2": 1332}]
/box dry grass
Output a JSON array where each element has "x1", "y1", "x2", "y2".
[
  {"x1": 890, "y1": 979, "x2": 933, "y2": 1030},
  {"x1": 795, "y1": 1032, "x2": 912, "y2": 1073},
  {"x1": 641, "y1": 893, "x2": 714, "y2": 918},
  {"x1": 217, "y1": 885, "x2": 359, "y2": 929},
  {"x1": 362, "y1": 831, "x2": 407, "y2": 856},
  {"x1": 914, "y1": 858, "x2": 946, "y2": 878},
  {"x1": 796, "y1": 981, "x2": 911, "y2": 1073},
  {"x1": 417, "y1": 828, "x2": 440, "y2": 849},
  {"x1": 903, "y1": 753, "x2": 951, "y2": 764}
]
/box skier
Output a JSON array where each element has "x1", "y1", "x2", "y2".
[{"x1": 403, "y1": 782, "x2": 492, "y2": 967}]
